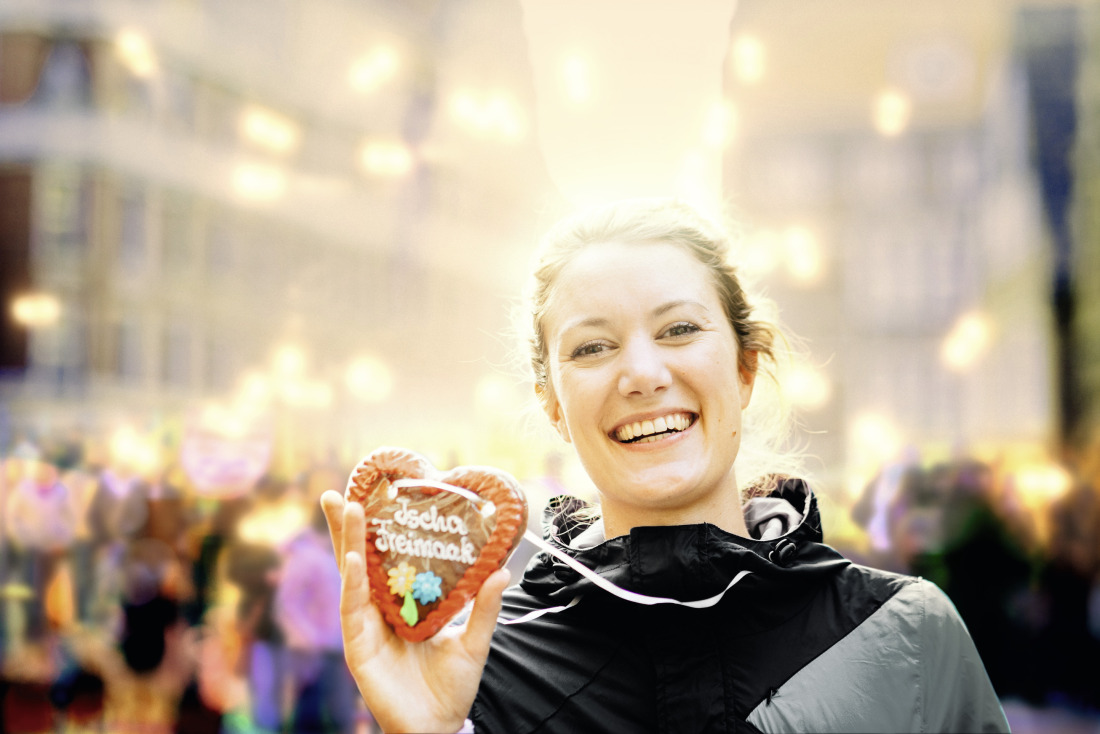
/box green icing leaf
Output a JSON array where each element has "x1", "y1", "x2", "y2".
[{"x1": 400, "y1": 591, "x2": 419, "y2": 627}]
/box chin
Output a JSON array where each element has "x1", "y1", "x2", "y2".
[{"x1": 612, "y1": 473, "x2": 712, "y2": 512}]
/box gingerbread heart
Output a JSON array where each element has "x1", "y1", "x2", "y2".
[{"x1": 345, "y1": 447, "x2": 528, "y2": 642}]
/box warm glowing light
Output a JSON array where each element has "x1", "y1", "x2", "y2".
[
  {"x1": 702, "y1": 99, "x2": 736, "y2": 149},
  {"x1": 110, "y1": 426, "x2": 160, "y2": 475},
  {"x1": 731, "y1": 35, "x2": 766, "y2": 84},
  {"x1": 360, "y1": 140, "x2": 414, "y2": 177},
  {"x1": 298, "y1": 380, "x2": 333, "y2": 408},
  {"x1": 273, "y1": 344, "x2": 305, "y2": 377},
  {"x1": 450, "y1": 90, "x2": 525, "y2": 142},
  {"x1": 874, "y1": 89, "x2": 911, "y2": 137},
  {"x1": 349, "y1": 46, "x2": 399, "y2": 93},
  {"x1": 232, "y1": 164, "x2": 286, "y2": 201},
  {"x1": 238, "y1": 372, "x2": 272, "y2": 407},
  {"x1": 561, "y1": 53, "x2": 592, "y2": 104},
  {"x1": 346, "y1": 356, "x2": 393, "y2": 402},
  {"x1": 199, "y1": 403, "x2": 252, "y2": 439},
  {"x1": 240, "y1": 107, "x2": 299, "y2": 154},
  {"x1": 787, "y1": 365, "x2": 832, "y2": 410},
  {"x1": 1015, "y1": 463, "x2": 1072, "y2": 504},
  {"x1": 851, "y1": 413, "x2": 902, "y2": 465},
  {"x1": 238, "y1": 501, "x2": 308, "y2": 545},
  {"x1": 286, "y1": 380, "x2": 332, "y2": 408},
  {"x1": 783, "y1": 226, "x2": 823, "y2": 283},
  {"x1": 116, "y1": 29, "x2": 157, "y2": 78},
  {"x1": 11, "y1": 293, "x2": 61, "y2": 328},
  {"x1": 941, "y1": 311, "x2": 993, "y2": 372}
]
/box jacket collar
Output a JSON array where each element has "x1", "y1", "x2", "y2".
[{"x1": 520, "y1": 477, "x2": 848, "y2": 601}]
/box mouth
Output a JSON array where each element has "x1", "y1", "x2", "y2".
[{"x1": 611, "y1": 412, "x2": 697, "y2": 445}]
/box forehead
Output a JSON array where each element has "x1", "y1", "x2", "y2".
[{"x1": 544, "y1": 240, "x2": 720, "y2": 330}]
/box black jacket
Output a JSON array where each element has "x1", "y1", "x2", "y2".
[{"x1": 470, "y1": 478, "x2": 1009, "y2": 733}]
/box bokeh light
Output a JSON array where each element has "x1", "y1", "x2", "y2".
[
  {"x1": 873, "y1": 88, "x2": 912, "y2": 136},
  {"x1": 942, "y1": 311, "x2": 994, "y2": 372},
  {"x1": 730, "y1": 34, "x2": 765, "y2": 84},
  {"x1": 240, "y1": 107, "x2": 300, "y2": 154},
  {"x1": 349, "y1": 46, "x2": 399, "y2": 93},
  {"x1": 346, "y1": 356, "x2": 393, "y2": 403},
  {"x1": 116, "y1": 28, "x2": 157, "y2": 77}
]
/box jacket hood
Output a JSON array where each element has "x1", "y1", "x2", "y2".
[{"x1": 520, "y1": 477, "x2": 850, "y2": 601}]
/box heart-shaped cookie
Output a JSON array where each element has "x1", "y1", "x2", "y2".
[{"x1": 345, "y1": 447, "x2": 528, "y2": 642}]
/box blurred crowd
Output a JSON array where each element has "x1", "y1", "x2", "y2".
[
  {"x1": 0, "y1": 433, "x2": 368, "y2": 734},
  {"x1": 846, "y1": 439, "x2": 1100, "y2": 713},
  {"x1": 2, "y1": 427, "x2": 1099, "y2": 732}
]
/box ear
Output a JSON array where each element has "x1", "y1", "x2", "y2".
[
  {"x1": 535, "y1": 383, "x2": 572, "y2": 444},
  {"x1": 739, "y1": 350, "x2": 757, "y2": 410}
]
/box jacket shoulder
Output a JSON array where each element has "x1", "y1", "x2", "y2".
[{"x1": 747, "y1": 573, "x2": 1009, "y2": 733}]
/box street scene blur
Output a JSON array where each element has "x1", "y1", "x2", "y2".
[{"x1": 1, "y1": 0, "x2": 1099, "y2": 732}]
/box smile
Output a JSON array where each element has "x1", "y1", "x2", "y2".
[{"x1": 612, "y1": 412, "x2": 697, "y2": 444}]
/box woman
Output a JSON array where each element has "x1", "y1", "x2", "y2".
[{"x1": 321, "y1": 199, "x2": 1010, "y2": 733}]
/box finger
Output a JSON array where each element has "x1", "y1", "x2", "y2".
[
  {"x1": 461, "y1": 568, "x2": 510, "y2": 658},
  {"x1": 341, "y1": 498, "x2": 366, "y2": 563},
  {"x1": 339, "y1": 548, "x2": 372, "y2": 657},
  {"x1": 320, "y1": 491, "x2": 346, "y2": 570},
  {"x1": 338, "y1": 503, "x2": 388, "y2": 665}
]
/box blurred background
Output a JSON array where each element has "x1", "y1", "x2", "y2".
[{"x1": 0, "y1": 0, "x2": 1098, "y2": 732}]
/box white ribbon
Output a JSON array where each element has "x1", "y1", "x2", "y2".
[
  {"x1": 383, "y1": 479, "x2": 754, "y2": 624},
  {"x1": 498, "y1": 529, "x2": 754, "y2": 625}
]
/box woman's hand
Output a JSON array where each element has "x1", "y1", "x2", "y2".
[{"x1": 320, "y1": 491, "x2": 509, "y2": 734}]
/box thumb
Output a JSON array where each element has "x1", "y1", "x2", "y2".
[{"x1": 460, "y1": 568, "x2": 510, "y2": 658}]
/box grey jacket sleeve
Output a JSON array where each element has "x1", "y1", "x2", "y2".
[
  {"x1": 747, "y1": 576, "x2": 1010, "y2": 733},
  {"x1": 920, "y1": 580, "x2": 1010, "y2": 733}
]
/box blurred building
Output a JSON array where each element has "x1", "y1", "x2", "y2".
[
  {"x1": 1072, "y1": 2, "x2": 1100, "y2": 451},
  {"x1": 0, "y1": 0, "x2": 557, "y2": 472},
  {"x1": 0, "y1": 0, "x2": 1091, "y2": 492},
  {"x1": 723, "y1": 1, "x2": 1084, "y2": 493}
]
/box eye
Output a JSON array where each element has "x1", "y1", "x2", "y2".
[
  {"x1": 662, "y1": 321, "x2": 700, "y2": 339},
  {"x1": 571, "y1": 341, "x2": 611, "y2": 359}
]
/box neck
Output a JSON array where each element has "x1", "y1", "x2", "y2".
[{"x1": 599, "y1": 491, "x2": 749, "y2": 540}]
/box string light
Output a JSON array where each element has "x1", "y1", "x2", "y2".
[
  {"x1": 240, "y1": 107, "x2": 299, "y2": 154},
  {"x1": 731, "y1": 34, "x2": 765, "y2": 84},
  {"x1": 360, "y1": 140, "x2": 414, "y2": 177},
  {"x1": 941, "y1": 312, "x2": 993, "y2": 372},
  {"x1": 116, "y1": 29, "x2": 157, "y2": 78},
  {"x1": 232, "y1": 164, "x2": 286, "y2": 201},
  {"x1": 350, "y1": 46, "x2": 399, "y2": 93},
  {"x1": 11, "y1": 293, "x2": 61, "y2": 328},
  {"x1": 874, "y1": 89, "x2": 912, "y2": 137}
]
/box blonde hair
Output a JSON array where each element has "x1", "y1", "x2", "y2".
[{"x1": 525, "y1": 197, "x2": 806, "y2": 497}]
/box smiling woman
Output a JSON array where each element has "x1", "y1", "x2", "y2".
[
  {"x1": 320, "y1": 198, "x2": 1010, "y2": 734},
  {"x1": 535, "y1": 237, "x2": 758, "y2": 538},
  {"x1": 527, "y1": 200, "x2": 786, "y2": 540}
]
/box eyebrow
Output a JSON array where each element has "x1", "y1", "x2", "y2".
[
  {"x1": 654, "y1": 299, "x2": 707, "y2": 317},
  {"x1": 560, "y1": 300, "x2": 711, "y2": 334}
]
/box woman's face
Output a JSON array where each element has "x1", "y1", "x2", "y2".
[{"x1": 540, "y1": 239, "x2": 754, "y2": 530}]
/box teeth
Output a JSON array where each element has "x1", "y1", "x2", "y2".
[{"x1": 614, "y1": 412, "x2": 693, "y2": 442}]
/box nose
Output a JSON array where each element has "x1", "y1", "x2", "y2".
[{"x1": 617, "y1": 338, "x2": 672, "y2": 397}]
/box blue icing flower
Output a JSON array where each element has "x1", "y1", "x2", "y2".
[{"x1": 412, "y1": 571, "x2": 443, "y2": 604}]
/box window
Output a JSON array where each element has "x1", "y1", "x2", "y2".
[
  {"x1": 161, "y1": 191, "x2": 193, "y2": 275},
  {"x1": 163, "y1": 318, "x2": 193, "y2": 388},
  {"x1": 34, "y1": 40, "x2": 92, "y2": 109},
  {"x1": 116, "y1": 316, "x2": 144, "y2": 384},
  {"x1": 118, "y1": 187, "x2": 147, "y2": 273}
]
